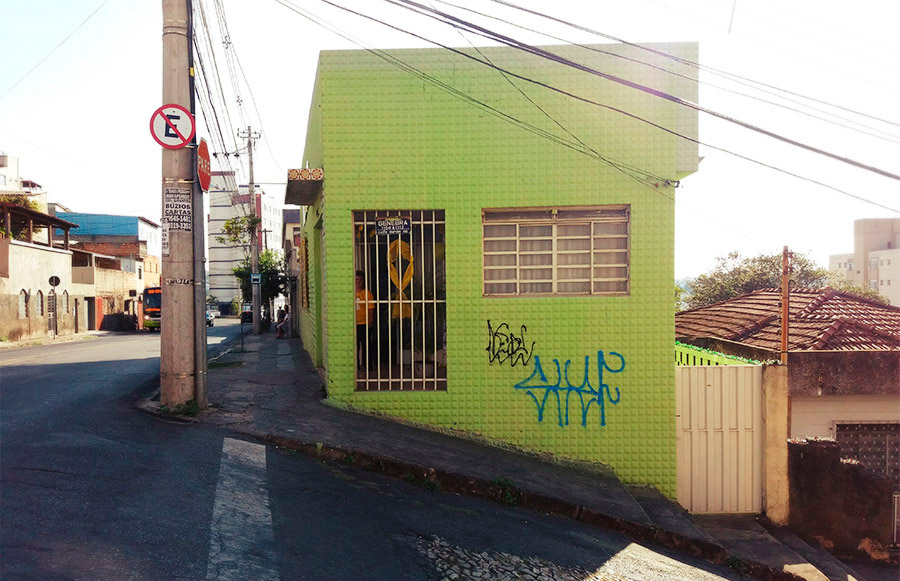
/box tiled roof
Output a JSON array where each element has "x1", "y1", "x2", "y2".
[{"x1": 676, "y1": 288, "x2": 900, "y2": 351}]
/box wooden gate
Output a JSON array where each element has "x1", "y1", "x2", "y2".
[{"x1": 676, "y1": 366, "x2": 763, "y2": 514}]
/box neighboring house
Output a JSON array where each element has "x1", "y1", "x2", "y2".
[
  {"x1": 207, "y1": 171, "x2": 283, "y2": 314},
  {"x1": 1, "y1": 154, "x2": 50, "y2": 244},
  {"x1": 55, "y1": 212, "x2": 162, "y2": 259},
  {"x1": 676, "y1": 287, "x2": 900, "y2": 488},
  {"x1": 0, "y1": 201, "x2": 83, "y2": 341},
  {"x1": 286, "y1": 42, "x2": 700, "y2": 496},
  {"x1": 72, "y1": 239, "x2": 159, "y2": 323},
  {"x1": 829, "y1": 218, "x2": 900, "y2": 305},
  {"x1": 281, "y1": 208, "x2": 303, "y2": 334}
]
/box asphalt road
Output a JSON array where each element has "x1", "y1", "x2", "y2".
[{"x1": 0, "y1": 321, "x2": 746, "y2": 580}]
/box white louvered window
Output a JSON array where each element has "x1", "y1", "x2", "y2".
[{"x1": 483, "y1": 206, "x2": 630, "y2": 296}]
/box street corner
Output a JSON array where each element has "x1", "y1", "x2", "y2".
[{"x1": 136, "y1": 390, "x2": 205, "y2": 424}]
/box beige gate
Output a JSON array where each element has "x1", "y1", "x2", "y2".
[{"x1": 676, "y1": 366, "x2": 764, "y2": 514}]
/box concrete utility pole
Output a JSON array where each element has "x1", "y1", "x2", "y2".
[
  {"x1": 160, "y1": 0, "x2": 197, "y2": 406},
  {"x1": 239, "y1": 126, "x2": 262, "y2": 335},
  {"x1": 780, "y1": 245, "x2": 790, "y2": 365}
]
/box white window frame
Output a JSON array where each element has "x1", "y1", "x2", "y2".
[{"x1": 482, "y1": 205, "x2": 630, "y2": 297}]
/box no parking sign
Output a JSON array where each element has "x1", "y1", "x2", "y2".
[{"x1": 150, "y1": 104, "x2": 195, "y2": 149}]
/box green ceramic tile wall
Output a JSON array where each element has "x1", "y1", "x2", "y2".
[{"x1": 298, "y1": 43, "x2": 698, "y2": 497}]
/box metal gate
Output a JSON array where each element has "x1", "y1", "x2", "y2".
[
  {"x1": 676, "y1": 366, "x2": 763, "y2": 514},
  {"x1": 353, "y1": 210, "x2": 447, "y2": 391}
]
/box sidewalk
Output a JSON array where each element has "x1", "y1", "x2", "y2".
[{"x1": 142, "y1": 329, "x2": 881, "y2": 581}]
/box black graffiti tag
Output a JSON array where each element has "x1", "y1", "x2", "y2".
[{"x1": 486, "y1": 320, "x2": 535, "y2": 367}]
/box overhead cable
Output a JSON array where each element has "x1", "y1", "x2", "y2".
[
  {"x1": 312, "y1": 0, "x2": 899, "y2": 212},
  {"x1": 389, "y1": 0, "x2": 900, "y2": 181}
]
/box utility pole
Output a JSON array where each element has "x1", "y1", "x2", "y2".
[
  {"x1": 780, "y1": 246, "x2": 790, "y2": 365},
  {"x1": 160, "y1": 0, "x2": 196, "y2": 406},
  {"x1": 239, "y1": 125, "x2": 262, "y2": 335}
]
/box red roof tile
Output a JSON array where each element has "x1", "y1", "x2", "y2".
[{"x1": 676, "y1": 288, "x2": 900, "y2": 351}]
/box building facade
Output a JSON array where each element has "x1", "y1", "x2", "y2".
[
  {"x1": 55, "y1": 212, "x2": 162, "y2": 259},
  {"x1": 829, "y1": 218, "x2": 900, "y2": 305},
  {"x1": 287, "y1": 43, "x2": 699, "y2": 496},
  {"x1": 207, "y1": 171, "x2": 283, "y2": 314}
]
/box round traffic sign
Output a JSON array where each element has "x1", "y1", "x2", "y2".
[
  {"x1": 48, "y1": 275, "x2": 60, "y2": 287},
  {"x1": 150, "y1": 104, "x2": 196, "y2": 150},
  {"x1": 197, "y1": 138, "x2": 211, "y2": 191}
]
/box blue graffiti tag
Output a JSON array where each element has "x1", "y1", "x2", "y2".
[{"x1": 513, "y1": 351, "x2": 625, "y2": 427}]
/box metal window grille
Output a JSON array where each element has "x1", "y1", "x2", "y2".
[
  {"x1": 835, "y1": 422, "x2": 900, "y2": 490},
  {"x1": 299, "y1": 237, "x2": 310, "y2": 309},
  {"x1": 353, "y1": 210, "x2": 447, "y2": 391},
  {"x1": 482, "y1": 206, "x2": 630, "y2": 296}
]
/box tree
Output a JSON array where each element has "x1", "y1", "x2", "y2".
[
  {"x1": 232, "y1": 249, "x2": 286, "y2": 307},
  {"x1": 215, "y1": 215, "x2": 260, "y2": 259},
  {"x1": 0, "y1": 194, "x2": 42, "y2": 240},
  {"x1": 675, "y1": 282, "x2": 686, "y2": 311},
  {"x1": 682, "y1": 250, "x2": 890, "y2": 309},
  {"x1": 683, "y1": 251, "x2": 828, "y2": 310},
  {"x1": 825, "y1": 271, "x2": 889, "y2": 305}
]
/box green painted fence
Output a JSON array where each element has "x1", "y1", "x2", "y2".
[{"x1": 675, "y1": 341, "x2": 760, "y2": 366}]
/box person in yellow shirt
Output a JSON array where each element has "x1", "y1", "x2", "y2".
[{"x1": 356, "y1": 270, "x2": 375, "y2": 370}]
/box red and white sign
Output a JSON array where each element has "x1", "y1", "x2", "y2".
[
  {"x1": 197, "y1": 138, "x2": 211, "y2": 191},
  {"x1": 149, "y1": 104, "x2": 195, "y2": 150}
]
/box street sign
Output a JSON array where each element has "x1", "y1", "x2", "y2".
[
  {"x1": 48, "y1": 275, "x2": 60, "y2": 287},
  {"x1": 251, "y1": 273, "x2": 261, "y2": 285},
  {"x1": 150, "y1": 104, "x2": 195, "y2": 150},
  {"x1": 376, "y1": 216, "x2": 411, "y2": 236},
  {"x1": 197, "y1": 138, "x2": 211, "y2": 191}
]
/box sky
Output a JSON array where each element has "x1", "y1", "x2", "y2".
[{"x1": 1, "y1": 0, "x2": 898, "y2": 280}]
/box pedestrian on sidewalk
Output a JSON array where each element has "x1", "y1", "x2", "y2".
[
  {"x1": 275, "y1": 305, "x2": 288, "y2": 338},
  {"x1": 279, "y1": 305, "x2": 292, "y2": 339}
]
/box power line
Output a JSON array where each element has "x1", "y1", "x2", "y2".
[
  {"x1": 211, "y1": 0, "x2": 284, "y2": 176},
  {"x1": 310, "y1": 0, "x2": 899, "y2": 213},
  {"x1": 0, "y1": 0, "x2": 110, "y2": 102},
  {"x1": 428, "y1": 1, "x2": 670, "y2": 185},
  {"x1": 389, "y1": 0, "x2": 900, "y2": 181},
  {"x1": 276, "y1": 0, "x2": 681, "y2": 192},
  {"x1": 272, "y1": 0, "x2": 791, "y2": 247},
  {"x1": 430, "y1": 0, "x2": 900, "y2": 144},
  {"x1": 637, "y1": 0, "x2": 900, "y2": 94},
  {"x1": 486, "y1": 0, "x2": 900, "y2": 129}
]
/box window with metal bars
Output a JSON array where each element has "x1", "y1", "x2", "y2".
[
  {"x1": 835, "y1": 422, "x2": 899, "y2": 489},
  {"x1": 482, "y1": 206, "x2": 630, "y2": 296},
  {"x1": 299, "y1": 237, "x2": 310, "y2": 309},
  {"x1": 353, "y1": 210, "x2": 447, "y2": 391}
]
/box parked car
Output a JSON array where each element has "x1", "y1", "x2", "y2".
[
  {"x1": 240, "y1": 310, "x2": 253, "y2": 324},
  {"x1": 206, "y1": 311, "x2": 214, "y2": 327},
  {"x1": 206, "y1": 308, "x2": 220, "y2": 319}
]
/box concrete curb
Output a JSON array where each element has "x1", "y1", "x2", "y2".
[
  {"x1": 229, "y1": 425, "x2": 806, "y2": 581},
  {"x1": 131, "y1": 389, "x2": 807, "y2": 580}
]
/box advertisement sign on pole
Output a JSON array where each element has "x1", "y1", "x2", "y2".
[{"x1": 163, "y1": 187, "x2": 193, "y2": 232}]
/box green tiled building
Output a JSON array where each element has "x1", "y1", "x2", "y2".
[{"x1": 286, "y1": 43, "x2": 699, "y2": 497}]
